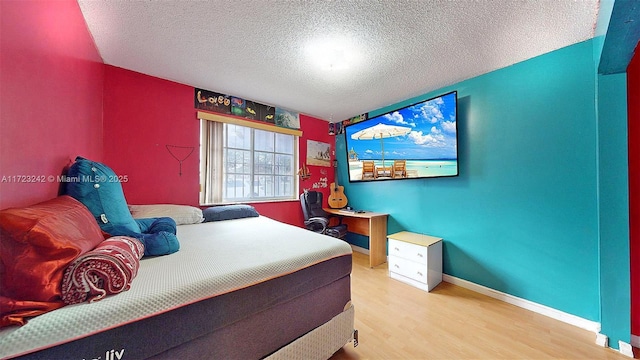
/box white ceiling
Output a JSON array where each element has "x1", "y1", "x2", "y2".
[{"x1": 78, "y1": 0, "x2": 599, "y2": 121}]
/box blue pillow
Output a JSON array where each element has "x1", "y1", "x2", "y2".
[
  {"x1": 65, "y1": 157, "x2": 180, "y2": 256},
  {"x1": 203, "y1": 205, "x2": 259, "y2": 222},
  {"x1": 65, "y1": 156, "x2": 140, "y2": 234}
]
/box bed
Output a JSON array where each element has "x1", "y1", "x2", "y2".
[{"x1": 0, "y1": 214, "x2": 356, "y2": 359}]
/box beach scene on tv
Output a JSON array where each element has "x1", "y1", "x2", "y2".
[{"x1": 345, "y1": 91, "x2": 458, "y2": 182}]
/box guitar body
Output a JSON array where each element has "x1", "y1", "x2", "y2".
[{"x1": 328, "y1": 182, "x2": 348, "y2": 208}]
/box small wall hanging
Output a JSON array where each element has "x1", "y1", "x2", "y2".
[
  {"x1": 166, "y1": 145, "x2": 195, "y2": 176},
  {"x1": 298, "y1": 163, "x2": 311, "y2": 180}
]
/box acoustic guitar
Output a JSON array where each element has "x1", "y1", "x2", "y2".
[{"x1": 328, "y1": 162, "x2": 348, "y2": 209}]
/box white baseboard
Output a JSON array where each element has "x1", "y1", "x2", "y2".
[
  {"x1": 596, "y1": 333, "x2": 609, "y2": 347},
  {"x1": 442, "y1": 274, "x2": 601, "y2": 333},
  {"x1": 618, "y1": 341, "x2": 634, "y2": 357},
  {"x1": 350, "y1": 244, "x2": 369, "y2": 255},
  {"x1": 631, "y1": 334, "x2": 640, "y2": 348}
]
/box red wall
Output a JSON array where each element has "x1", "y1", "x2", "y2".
[
  {"x1": 0, "y1": 0, "x2": 104, "y2": 209},
  {"x1": 103, "y1": 66, "x2": 198, "y2": 206},
  {"x1": 628, "y1": 46, "x2": 639, "y2": 337},
  {"x1": 102, "y1": 66, "x2": 335, "y2": 226},
  {"x1": 252, "y1": 114, "x2": 336, "y2": 226}
]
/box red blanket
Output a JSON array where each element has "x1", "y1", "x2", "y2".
[{"x1": 61, "y1": 236, "x2": 144, "y2": 305}]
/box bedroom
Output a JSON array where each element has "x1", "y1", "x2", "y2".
[{"x1": 0, "y1": 0, "x2": 638, "y2": 359}]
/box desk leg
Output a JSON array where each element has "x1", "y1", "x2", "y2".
[{"x1": 368, "y1": 216, "x2": 387, "y2": 268}]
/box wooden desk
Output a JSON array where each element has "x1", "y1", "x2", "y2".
[{"x1": 324, "y1": 208, "x2": 388, "y2": 268}]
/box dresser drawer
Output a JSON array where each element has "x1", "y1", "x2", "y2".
[
  {"x1": 388, "y1": 256, "x2": 428, "y2": 284},
  {"x1": 388, "y1": 238, "x2": 428, "y2": 265},
  {"x1": 387, "y1": 231, "x2": 443, "y2": 292}
]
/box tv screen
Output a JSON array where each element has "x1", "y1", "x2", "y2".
[{"x1": 344, "y1": 91, "x2": 458, "y2": 182}]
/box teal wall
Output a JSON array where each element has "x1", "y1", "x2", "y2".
[
  {"x1": 593, "y1": 0, "x2": 614, "y2": 65},
  {"x1": 597, "y1": 72, "x2": 630, "y2": 346},
  {"x1": 338, "y1": 39, "x2": 617, "y2": 324}
]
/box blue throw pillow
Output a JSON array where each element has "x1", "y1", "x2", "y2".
[
  {"x1": 65, "y1": 157, "x2": 180, "y2": 256},
  {"x1": 203, "y1": 204, "x2": 259, "y2": 222},
  {"x1": 65, "y1": 156, "x2": 141, "y2": 235}
]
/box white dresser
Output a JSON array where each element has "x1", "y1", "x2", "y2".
[{"x1": 387, "y1": 231, "x2": 443, "y2": 292}]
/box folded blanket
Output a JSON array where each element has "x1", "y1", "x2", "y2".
[{"x1": 61, "y1": 236, "x2": 144, "y2": 305}]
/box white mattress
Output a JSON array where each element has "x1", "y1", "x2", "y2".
[{"x1": 0, "y1": 216, "x2": 352, "y2": 359}]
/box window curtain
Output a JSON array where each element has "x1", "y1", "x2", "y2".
[{"x1": 200, "y1": 120, "x2": 223, "y2": 205}]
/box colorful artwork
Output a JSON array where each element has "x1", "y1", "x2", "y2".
[
  {"x1": 307, "y1": 140, "x2": 331, "y2": 167},
  {"x1": 275, "y1": 108, "x2": 300, "y2": 129},
  {"x1": 248, "y1": 102, "x2": 275, "y2": 123},
  {"x1": 261, "y1": 105, "x2": 276, "y2": 123},
  {"x1": 243, "y1": 100, "x2": 258, "y2": 120},
  {"x1": 342, "y1": 113, "x2": 368, "y2": 128},
  {"x1": 195, "y1": 88, "x2": 231, "y2": 114},
  {"x1": 230, "y1": 97, "x2": 246, "y2": 117},
  {"x1": 195, "y1": 87, "x2": 294, "y2": 129}
]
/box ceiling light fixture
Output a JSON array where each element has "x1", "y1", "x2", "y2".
[{"x1": 306, "y1": 37, "x2": 358, "y2": 71}]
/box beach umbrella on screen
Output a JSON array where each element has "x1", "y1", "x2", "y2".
[{"x1": 350, "y1": 123, "x2": 412, "y2": 168}]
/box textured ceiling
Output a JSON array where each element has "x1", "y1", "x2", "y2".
[{"x1": 78, "y1": 0, "x2": 599, "y2": 121}]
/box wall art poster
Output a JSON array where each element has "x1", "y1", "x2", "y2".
[
  {"x1": 230, "y1": 97, "x2": 246, "y2": 117},
  {"x1": 275, "y1": 108, "x2": 300, "y2": 129},
  {"x1": 247, "y1": 101, "x2": 275, "y2": 123},
  {"x1": 195, "y1": 88, "x2": 231, "y2": 114},
  {"x1": 307, "y1": 140, "x2": 331, "y2": 167},
  {"x1": 342, "y1": 113, "x2": 368, "y2": 127},
  {"x1": 195, "y1": 87, "x2": 288, "y2": 129}
]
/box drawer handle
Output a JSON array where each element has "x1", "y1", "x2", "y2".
[
  {"x1": 394, "y1": 247, "x2": 400, "y2": 251},
  {"x1": 417, "y1": 253, "x2": 424, "y2": 258},
  {"x1": 417, "y1": 271, "x2": 423, "y2": 276},
  {"x1": 394, "y1": 264, "x2": 400, "y2": 268}
]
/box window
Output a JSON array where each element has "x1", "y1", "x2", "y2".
[{"x1": 200, "y1": 118, "x2": 299, "y2": 205}]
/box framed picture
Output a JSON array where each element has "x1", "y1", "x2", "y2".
[
  {"x1": 275, "y1": 108, "x2": 300, "y2": 129},
  {"x1": 306, "y1": 140, "x2": 331, "y2": 167}
]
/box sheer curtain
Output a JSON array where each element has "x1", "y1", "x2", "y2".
[{"x1": 199, "y1": 120, "x2": 223, "y2": 205}]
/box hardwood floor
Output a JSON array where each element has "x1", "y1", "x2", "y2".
[{"x1": 330, "y1": 251, "x2": 635, "y2": 360}]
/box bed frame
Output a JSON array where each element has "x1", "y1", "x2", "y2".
[{"x1": 1, "y1": 217, "x2": 356, "y2": 360}]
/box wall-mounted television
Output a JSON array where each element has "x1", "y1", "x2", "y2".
[{"x1": 344, "y1": 91, "x2": 458, "y2": 182}]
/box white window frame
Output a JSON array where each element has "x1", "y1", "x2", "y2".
[{"x1": 199, "y1": 112, "x2": 301, "y2": 205}]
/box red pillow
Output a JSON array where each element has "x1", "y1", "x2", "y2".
[{"x1": 0, "y1": 195, "x2": 106, "y2": 326}]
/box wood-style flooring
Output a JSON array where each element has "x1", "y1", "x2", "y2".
[{"x1": 330, "y1": 251, "x2": 636, "y2": 360}]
